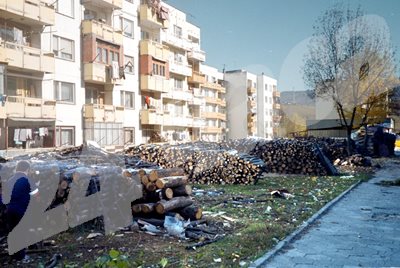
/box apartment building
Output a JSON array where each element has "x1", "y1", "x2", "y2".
[
  {"x1": 139, "y1": 0, "x2": 207, "y2": 143},
  {"x1": 0, "y1": 0, "x2": 59, "y2": 150},
  {"x1": 224, "y1": 70, "x2": 280, "y2": 139},
  {"x1": 224, "y1": 70, "x2": 258, "y2": 139},
  {"x1": 200, "y1": 64, "x2": 226, "y2": 142}
]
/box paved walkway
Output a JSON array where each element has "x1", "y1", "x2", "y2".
[{"x1": 255, "y1": 159, "x2": 400, "y2": 268}]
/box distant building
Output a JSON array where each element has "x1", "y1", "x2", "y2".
[{"x1": 224, "y1": 70, "x2": 280, "y2": 139}]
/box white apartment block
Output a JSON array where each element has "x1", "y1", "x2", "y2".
[
  {"x1": 199, "y1": 64, "x2": 226, "y2": 142},
  {"x1": 225, "y1": 70, "x2": 280, "y2": 139},
  {"x1": 257, "y1": 74, "x2": 277, "y2": 139}
]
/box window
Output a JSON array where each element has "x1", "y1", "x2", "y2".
[
  {"x1": 174, "y1": 25, "x2": 182, "y2": 38},
  {"x1": 121, "y1": 18, "x2": 134, "y2": 38},
  {"x1": 56, "y1": 127, "x2": 75, "y2": 146},
  {"x1": 124, "y1": 128, "x2": 135, "y2": 144},
  {"x1": 53, "y1": 36, "x2": 74, "y2": 61},
  {"x1": 174, "y1": 105, "x2": 183, "y2": 116},
  {"x1": 96, "y1": 42, "x2": 120, "y2": 64},
  {"x1": 124, "y1": 56, "x2": 134, "y2": 74},
  {"x1": 174, "y1": 79, "x2": 183, "y2": 91},
  {"x1": 152, "y1": 62, "x2": 166, "y2": 76},
  {"x1": 121, "y1": 91, "x2": 135, "y2": 108},
  {"x1": 86, "y1": 88, "x2": 103, "y2": 104},
  {"x1": 174, "y1": 52, "x2": 184, "y2": 63},
  {"x1": 55, "y1": 0, "x2": 74, "y2": 17},
  {"x1": 54, "y1": 81, "x2": 74, "y2": 103}
]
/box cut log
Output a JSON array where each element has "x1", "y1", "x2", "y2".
[
  {"x1": 131, "y1": 204, "x2": 142, "y2": 214},
  {"x1": 173, "y1": 185, "x2": 192, "y2": 196},
  {"x1": 155, "y1": 197, "x2": 193, "y2": 214},
  {"x1": 149, "y1": 168, "x2": 186, "y2": 182},
  {"x1": 155, "y1": 176, "x2": 188, "y2": 189},
  {"x1": 141, "y1": 203, "x2": 156, "y2": 214},
  {"x1": 178, "y1": 205, "x2": 202, "y2": 220}
]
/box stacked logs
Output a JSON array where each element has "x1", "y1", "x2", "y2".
[
  {"x1": 250, "y1": 139, "x2": 332, "y2": 175},
  {"x1": 130, "y1": 167, "x2": 202, "y2": 220},
  {"x1": 126, "y1": 144, "x2": 265, "y2": 185}
]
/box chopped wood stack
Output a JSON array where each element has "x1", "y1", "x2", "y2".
[
  {"x1": 126, "y1": 144, "x2": 265, "y2": 185},
  {"x1": 130, "y1": 167, "x2": 202, "y2": 220},
  {"x1": 333, "y1": 154, "x2": 372, "y2": 167}
]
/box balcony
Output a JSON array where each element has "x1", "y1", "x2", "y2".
[
  {"x1": 163, "y1": 34, "x2": 191, "y2": 50},
  {"x1": 82, "y1": 20, "x2": 123, "y2": 45},
  {"x1": 187, "y1": 49, "x2": 206, "y2": 62},
  {"x1": 202, "y1": 81, "x2": 225, "y2": 92},
  {"x1": 140, "y1": 75, "x2": 169, "y2": 93},
  {"x1": 247, "y1": 100, "x2": 257, "y2": 107},
  {"x1": 188, "y1": 71, "x2": 206, "y2": 84},
  {"x1": 162, "y1": 90, "x2": 192, "y2": 102},
  {"x1": 188, "y1": 96, "x2": 204, "y2": 106},
  {"x1": 0, "y1": 96, "x2": 56, "y2": 119},
  {"x1": 201, "y1": 112, "x2": 226, "y2": 121},
  {"x1": 163, "y1": 114, "x2": 192, "y2": 127},
  {"x1": 248, "y1": 86, "x2": 256, "y2": 94},
  {"x1": 83, "y1": 104, "x2": 124, "y2": 123},
  {"x1": 0, "y1": 0, "x2": 55, "y2": 26},
  {"x1": 139, "y1": 4, "x2": 169, "y2": 29},
  {"x1": 169, "y1": 61, "x2": 192, "y2": 77},
  {"x1": 82, "y1": 0, "x2": 122, "y2": 9},
  {"x1": 193, "y1": 118, "x2": 204, "y2": 128},
  {"x1": 140, "y1": 109, "x2": 163, "y2": 125},
  {"x1": 202, "y1": 126, "x2": 222, "y2": 134},
  {"x1": 83, "y1": 62, "x2": 109, "y2": 84},
  {"x1": 140, "y1": 40, "x2": 169, "y2": 61},
  {"x1": 0, "y1": 41, "x2": 54, "y2": 73},
  {"x1": 273, "y1": 103, "x2": 281, "y2": 109},
  {"x1": 273, "y1": 91, "x2": 281, "y2": 97}
]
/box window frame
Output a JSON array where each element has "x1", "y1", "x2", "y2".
[
  {"x1": 54, "y1": 81, "x2": 75, "y2": 104},
  {"x1": 53, "y1": 35, "x2": 75, "y2": 61},
  {"x1": 120, "y1": 90, "x2": 135, "y2": 109},
  {"x1": 124, "y1": 55, "x2": 135, "y2": 74},
  {"x1": 121, "y1": 17, "x2": 134, "y2": 38},
  {"x1": 55, "y1": 0, "x2": 74, "y2": 18},
  {"x1": 56, "y1": 126, "x2": 75, "y2": 147}
]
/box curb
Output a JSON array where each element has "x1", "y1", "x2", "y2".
[{"x1": 249, "y1": 179, "x2": 363, "y2": 268}]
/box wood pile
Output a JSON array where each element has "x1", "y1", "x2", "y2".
[
  {"x1": 333, "y1": 154, "x2": 372, "y2": 167},
  {"x1": 126, "y1": 144, "x2": 265, "y2": 185},
  {"x1": 295, "y1": 137, "x2": 349, "y2": 161},
  {"x1": 130, "y1": 167, "x2": 202, "y2": 220}
]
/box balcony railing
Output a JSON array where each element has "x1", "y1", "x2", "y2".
[
  {"x1": 140, "y1": 109, "x2": 163, "y2": 125},
  {"x1": 83, "y1": 62, "x2": 108, "y2": 84},
  {"x1": 169, "y1": 61, "x2": 192, "y2": 77},
  {"x1": 82, "y1": 0, "x2": 122, "y2": 9},
  {"x1": 0, "y1": 0, "x2": 55, "y2": 26},
  {"x1": 0, "y1": 96, "x2": 56, "y2": 119},
  {"x1": 247, "y1": 86, "x2": 256, "y2": 94},
  {"x1": 273, "y1": 103, "x2": 281, "y2": 109},
  {"x1": 273, "y1": 91, "x2": 281, "y2": 97},
  {"x1": 83, "y1": 104, "x2": 124, "y2": 123},
  {"x1": 187, "y1": 49, "x2": 206, "y2": 62},
  {"x1": 202, "y1": 126, "x2": 222, "y2": 134},
  {"x1": 139, "y1": 4, "x2": 169, "y2": 29},
  {"x1": 247, "y1": 100, "x2": 257, "y2": 107},
  {"x1": 162, "y1": 34, "x2": 191, "y2": 50},
  {"x1": 201, "y1": 112, "x2": 226, "y2": 121},
  {"x1": 188, "y1": 96, "x2": 204, "y2": 106},
  {"x1": 163, "y1": 114, "x2": 192, "y2": 127},
  {"x1": 140, "y1": 40, "x2": 169, "y2": 61},
  {"x1": 188, "y1": 71, "x2": 205, "y2": 84},
  {"x1": 202, "y1": 81, "x2": 225, "y2": 92},
  {"x1": 0, "y1": 41, "x2": 54, "y2": 73},
  {"x1": 140, "y1": 75, "x2": 169, "y2": 93},
  {"x1": 162, "y1": 90, "x2": 193, "y2": 102},
  {"x1": 82, "y1": 20, "x2": 123, "y2": 45}
]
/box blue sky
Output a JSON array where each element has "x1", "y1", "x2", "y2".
[{"x1": 166, "y1": 0, "x2": 400, "y2": 92}]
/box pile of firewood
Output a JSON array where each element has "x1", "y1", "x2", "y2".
[
  {"x1": 295, "y1": 137, "x2": 349, "y2": 161},
  {"x1": 129, "y1": 167, "x2": 202, "y2": 220},
  {"x1": 126, "y1": 144, "x2": 265, "y2": 185},
  {"x1": 249, "y1": 139, "x2": 331, "y2": 175}
]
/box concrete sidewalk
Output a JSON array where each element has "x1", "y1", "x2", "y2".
[{"x1": 253, "y1": 159, "x2": 400, "y2": 268}]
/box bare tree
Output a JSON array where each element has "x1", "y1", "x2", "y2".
[{"x1": 303, "y1": 4, "x2": 398, "y2": 154}]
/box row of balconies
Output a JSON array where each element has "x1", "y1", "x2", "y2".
[
  {"x1": 82, "y1": 19, "x2": 123, "y2": 45},
  {"x1": 0, "y1": 96, "x2": 56, "y2": 119},
  {"x1": 82, "y1": 0, "x2": 123, "y2": 9},
  {"x1": 204, "y1": 96, "x2": 226, "y2": 107},
  {"x1": 0, "y1": 41, "x2": 54, "y2": 73},
  {"x1": 0, "y1": 0, "x2": 55, "y2": 26}
]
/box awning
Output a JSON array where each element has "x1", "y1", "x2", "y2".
[{"x1": 7, "y1": 118, "x2": 55, "y2": 127}]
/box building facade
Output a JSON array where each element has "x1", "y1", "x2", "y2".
[{"x1": 224, "y1": 70, "x2": 280, "y2": 139}]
